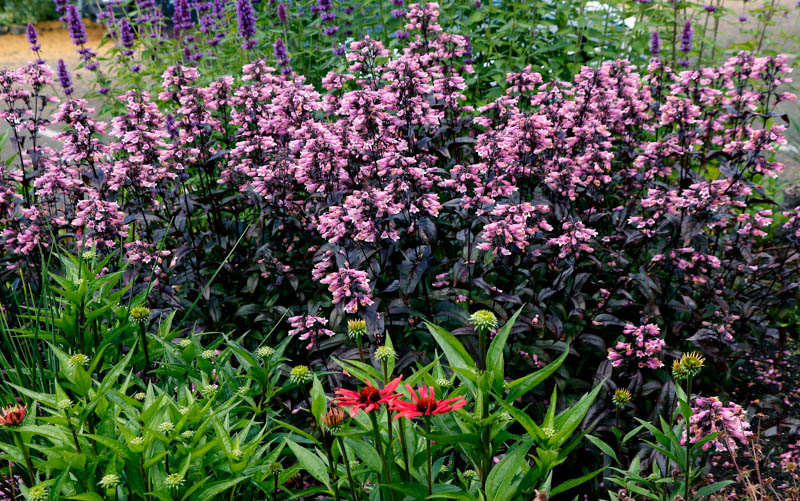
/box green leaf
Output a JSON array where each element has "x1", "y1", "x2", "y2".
[
  {"x1": 506, "y1": 344, "x2": 569, "y2": 402},
  {"x1": 311, "y1": 374, "x2": 326, "y2": 428},
  {"x1": 193, "y1": 478, "x2": 248, "y2": 501},
  {"x1": 285, "y1": 438, "x2": 331, "y2": 489},
  {"x1": 694, "y1": 480, "x2": 735, "y2": 498},
  {"x1": 487, "y1": 439, "x2": 534, "y2": 501},
  {"x1": 552, "y1": 380, "x2": 604, "y2": 445},
  {"x1": 586, "y1": 434, "x2": 617, "y2": 463},
  {"x1": 486, "y1": 307, "x2": 523, "y2": 379},
  {"x1": 549, "y1": 467, "x2": 604, "y2": 496},
  {"x1": 343, "y1": 436, "x2": 383, "y2": 473},
  {"x1": 425, "y1": 321, "x2": 476, "y2": 394}
]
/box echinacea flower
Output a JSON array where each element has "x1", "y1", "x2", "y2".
[
  {"x1": 0, "y1": 404, "x2": 26, "y2": 426},
  {"x1": 28, "y1": 485, "x2": 47, "y2": 501},
  {"x1": 333, "y1": 377, "x2": 403, "y2": 416},
  {"x1": 130, "y1": 306, "x2": 150, "y2": 324},
  {"x1": 99, "y1": 473, "x2": 120, "y2": 489},
  {"x1": 69, "y1": 353, "x2": 90, "y2": 369},
  {"x1": 469, "y1": 310, "x2": 498, "y2": 332},
  {"x1": 612, "y1": 388, "x2": 632, "y2": 407},
  {"x1": 289, "y1": 365, "x2": 313, "y2": 384},
  {"x1": 679, "y1": 351, "x2": 705, "y2": 376},
  {"x1": 390, "y1": 384, "x2": 466, "y2": 420},
  {"x1": 322, "y1": 407, "x2": 346, "y2": 433},
  {"x1": 164, "y1": 473, "x2": 184, "y2": 489},
  {"x1": 256, "y1": 346, "x2": 275, "y2": 358},
  {"x1": 375, "y1": 345, "x2": 396, "y2": 362},
  {"x1": 347, "y1": 319, "x2": 368, "y2": 339}
]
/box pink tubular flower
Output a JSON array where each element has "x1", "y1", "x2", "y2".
[
  {"x1": 287, "y1": 314, "x2": 335, "y2": 349},
  {"x1": 682, "y1": 396, "x2": 752, "y2": 452},
  {"x1": 390, "y1": 384, "x2": 466, "y2": 419},
  {"x1": 320, "y1": 267, "x2": 374, "y2": 313},
  {"x1": 607, "y1": 322, "x2": 665, "y2": 370}
]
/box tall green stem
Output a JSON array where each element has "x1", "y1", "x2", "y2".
[
  {"x1": 425, "y1": 417, "x2": 432, "y2": 496},
  {"x1": 685, "y1": 376, "x2": 693, "y2": 501},
  {"x1": 139, "y1": 324, "x2": 151, "y2": 381},
  {"x1": 12, "y1": 432, "x2": 35, "y2": 487},
  {"x1": 324, "y1": 442, "x2": 341, "y2": 501},
  {"x1": 398, "y1": 418, "x2": 411, "y2": 481},
  {"x1": 337, "y1": 436, "x2": 359, "y2": 501},
  {"x1": 368, "y1": 412, "x2": 395, "y2": 501}
]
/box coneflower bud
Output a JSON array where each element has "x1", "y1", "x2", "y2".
[
  {"x1": 99, "y1": 473, "x2": 120, "y2": 489},
  {"x1": 679, "y1": 351, "x2": 705, "y2": 377},
  {"x1": 375, "y1": 345, "x2": 396, "y2": 362},
  {"x1": 270, "y1": 462, "x2": 284, "y2": 475},
  {"x1": 347, "y1": 319, "x2": 367, "y2": 339},
  {"x1": 27, "y1": 486, "x2": 47, "y2": 501},
  {"x1": 277, "y1": 2, "x2": 288, "y2": 22},
  {"x1": 612, "y1": 388, "x2": 632, "y2": 408},
  {"x1": 66, "y1": 5, "x2": 88, "y2": 45},
  {"x1": 164, "y1": 473, "x2": 184, "y2": 489},
  {"x1": 289, "y1": 365, "x2": 313, "y2": 384},
  {"x1": 27, "y1": 23, "x2": 40, "y2": 51},
  {"x1": 130, "y1": 306, "x2": 150, "y2": 325},
  {"x1": 69, "y1": 353, "x2": 90, "y2": 369},
  {"x1": 469, "y1": 310, "x2": 498, "y2": 332},
  {"x1": 649, "y1": 31, "x2": 661, "y2": 56},
  {"x1": 256, "y1": 346, "x2": 275, "y2": 358}
]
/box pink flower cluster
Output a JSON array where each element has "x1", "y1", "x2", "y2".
[
  {"x1": 288, "y1": 314, "x2": 335, "y2": 349},
  {"x1": 682, "y1": 396, "x2": 752, "y2": 453},
  {"x1": 607, "y1": 322, "x2": 665, "y2": 370}
]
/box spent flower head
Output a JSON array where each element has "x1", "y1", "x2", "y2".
[
  {"x1": 469, "y1": 310, "x2": 498, "y2": 332},
  {"x1": 289, "y1": 365, "x2": 313, "y2": 384},
  {"x1": 322, "y1": 407, "x2": 346, "y2": 434},
  {"x1": 0, "y1": 404, "x2": 26, "y2": 426}
]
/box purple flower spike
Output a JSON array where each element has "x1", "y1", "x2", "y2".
[
  {"x1": 173, "y1": 0, "x2": 193, "y2": 33},
  {"x1": 650, "y1": 31, "x2": 661, "y2": 56},
  {"x1": 119, "y1": 18, "x2": 135, "y2": 54},
  {"x1": 66, "y1": 5, "x2": 89, "y2": 45},
  {"x1": 57, "y1": 59, "x2": 74, "y2": 96},
  {"x1": 277, "y1": 2, "x2": 287, "y2": 22},
  {"x1": 680, "y1": 21, "x2": 693, "y2": 53},
  {"x1": 236, "y1": 0, "x2": 257, "y2": 49},
  {"x1": 27, "y1": 23, "x2": 40, "y2": 52}
]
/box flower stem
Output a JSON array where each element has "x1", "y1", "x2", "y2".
[
  {"x1": 337, "y1": 436, "x2": 359, "y2": 501},
  {"x1": 12, "y1": 432, "x2": 35, "y2": 487},
  {"x1": 64, "y1": 409, "x2": 82, "y2": 453},
  {"x1": 398, "y1": 417, "x2": 411, "y2": 481},
  {"x1": 685, "y1": 376, "x2": 693, "y2": 501},
  {"x1": 324, "y1": 441, "x2": 341, "y2": 501},
  {"x1": 368, "y1": 412, "x2": 394, "y2": 501},
  {"x1": 425, "y1": 416, "x2": 432, "y2": 496},
  {"x1": 139, "y1": 324, "x2": 151, "y2": 381}
]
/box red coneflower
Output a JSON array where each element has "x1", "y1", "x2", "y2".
[
  {"x1": 332, "y1": 377, "x2": 403, "y2": 416},
  {"x1": 391, "y1": 384, "x2": 466, "y2": 420},
  {"x1": 0, "y1": 404, "x2": 26, "y2": 426}
]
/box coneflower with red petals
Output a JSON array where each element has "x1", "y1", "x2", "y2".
[
  {"x1": 390, "y1": 384, "x2": 466, "y2": 420},
  {"x1": 332, "y1": 377, "x2": 402, "y2": 416}
]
